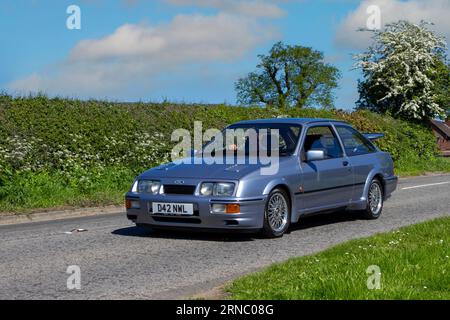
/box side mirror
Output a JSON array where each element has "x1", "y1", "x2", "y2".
[{"x1": 306, "y1": 150, "x2": 325, "y2": 162}]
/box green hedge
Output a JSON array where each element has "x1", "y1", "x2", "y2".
[{"x1": 0, "y1": 94, "x2": 448, "y2": 212}]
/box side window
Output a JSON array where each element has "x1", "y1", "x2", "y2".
[
  {"x1": 336, "y1": 126, "x2": 376, "y2": 156},
  {"x1": 303, "y1": 126, "x2": 343, "y2": 159}
]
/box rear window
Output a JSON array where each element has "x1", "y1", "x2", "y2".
[{"x1": 335, "y1": 126, "x2": 376, "y2": 156}]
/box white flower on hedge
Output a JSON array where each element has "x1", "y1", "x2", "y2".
[
  {"x1": 0, "y1": 129, "x2": 170, "y2": 179},
  {"x1": 354, "y1": 20, "x2": 446, "y2": 120}
]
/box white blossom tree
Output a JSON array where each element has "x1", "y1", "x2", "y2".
[{"x1": 354, "y1": 20, "x2": 447, "y2": 121}]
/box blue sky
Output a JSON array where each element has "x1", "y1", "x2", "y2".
[{"x1": 1, "y1": 0, "x2": 449, "y2": 109}]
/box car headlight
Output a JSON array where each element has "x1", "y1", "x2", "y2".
[
  {"x1": 200, "y1": 182, "x2": 235, "y2": 196},
  {"x1": 215, "y1": 182, "x2": 235, "y2": 196},
  {"x1": 200, "y1": 183, "x2": 214, "y2": 196},
  {"x1": 135, "y1": 180, "x2": 161, "y2": 194}
]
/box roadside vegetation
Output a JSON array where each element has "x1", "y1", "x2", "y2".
[
  {"x1": 354, "y1": 21, "x2": 449, "y2": 121},
  {"x1": 227, "y1": 217, "x2": 450, "y2": 300},
  {"x1": 1, "y1": 94, "x2": 449, "y2": 213}
]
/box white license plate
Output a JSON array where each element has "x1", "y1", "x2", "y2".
[{"x1": 152, "y1": 203, "x2": 194, "y2": 216}]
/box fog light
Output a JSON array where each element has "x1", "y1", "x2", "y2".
[
  {"x1": 212, "y1": 204, "x2": 226, "y2": 214},
  {"x1": 126, "y1": 199, "x2": 140, "y2": 209}
]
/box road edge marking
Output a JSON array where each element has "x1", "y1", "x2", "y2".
[{"x1": 402, "y1": 181, "x2": 450, "y2": 190}]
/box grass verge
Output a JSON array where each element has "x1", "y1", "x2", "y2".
[
  {"x1": 227, "y1": 217, "x2": 450, "y2": 300},
  {"x1": 0, "y1": 168, "x2": 133, "y2": 214},
  {"x1": 395, "y1": 157, "x2": 450, "y2": 177}
]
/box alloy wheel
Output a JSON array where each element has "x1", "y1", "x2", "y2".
[
  {"x1": 368, "y1": 182, "x2": 383, "y2": 216},
  {"x1": 267, "y1": 193, "x2": 289, "y2": 232}
]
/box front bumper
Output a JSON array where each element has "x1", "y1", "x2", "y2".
[{"x1": 125, "y1": 192, "x2": 266, "y2": 231}]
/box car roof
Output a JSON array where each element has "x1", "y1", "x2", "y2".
[{"x1": 233, "y1": 118, "x2": 349, "y2": 126}]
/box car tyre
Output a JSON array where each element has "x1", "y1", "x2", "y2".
[
  {"x1": 262, "y1": 188, "x2": 291, "y2": 238},
  {"x1": 361, "y1": 179, "x2": 384, "y2": 220}
]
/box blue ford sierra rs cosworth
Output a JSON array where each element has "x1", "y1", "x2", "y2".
[{"x1": 126, "y1": 118, "x2": 397, "y2": 238}]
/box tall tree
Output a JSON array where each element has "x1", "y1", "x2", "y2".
[
  {"x1": 354, "y1": 20, "x2": 447, "y2": 121},
  {"x1": 236, "y1": 42, "x2": 341, "y2": 109}
]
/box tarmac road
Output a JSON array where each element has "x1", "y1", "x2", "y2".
[{"x1": 0, "y1": 174, "x2": 449, "y2": 299}]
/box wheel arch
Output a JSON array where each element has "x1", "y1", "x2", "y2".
[{"x1": 364, "y1": 171, "x2": 386, "y2": 199}]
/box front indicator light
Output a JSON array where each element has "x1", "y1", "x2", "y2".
[
  {"x1": 212, "y1": 204, "x2": 240, "y2": 214},
  {"x1": 226, "y1": 204, "x2": 240, "y2": 214}
]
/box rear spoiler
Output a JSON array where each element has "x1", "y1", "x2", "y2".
[{"x1": 363, "y1": 133, "x2": 385, "y2": 141}]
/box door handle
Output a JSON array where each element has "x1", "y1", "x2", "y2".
[{"x1": 343, "y1": 161, "x2": 349, "y2": 167}]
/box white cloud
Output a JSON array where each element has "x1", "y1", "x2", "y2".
[
  {"x1": 70, "y1": 13, "x2": 269, "y2": 63},
  {"x1": 335, "y1": 0, "x2": 450, "y2": 50},
  {"x1": 9, "y1": 11, "x2": 279, "y2": 97},
  {"x1": 165, "y1": 0, "x2": 287, "y2": 18}
]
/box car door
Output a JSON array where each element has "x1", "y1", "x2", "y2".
[
  {"x1": 297, "y1": 125, "x2": 354, "y2": 212},
  {"x1": 334, "y1": 125, "x2": 378, "y2": 202}
]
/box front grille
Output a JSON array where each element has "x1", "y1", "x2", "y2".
[{"x1": 163, "y1": 185, "x2": 196, "y2": 195}]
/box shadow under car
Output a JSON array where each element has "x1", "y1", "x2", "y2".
[{"x1": 112, "y1": 209, "x2": 363, "y2": 241}]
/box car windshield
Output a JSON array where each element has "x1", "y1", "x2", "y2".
[{"x1": 201, "y1": 123, "x2": 302, "y2": 157}]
